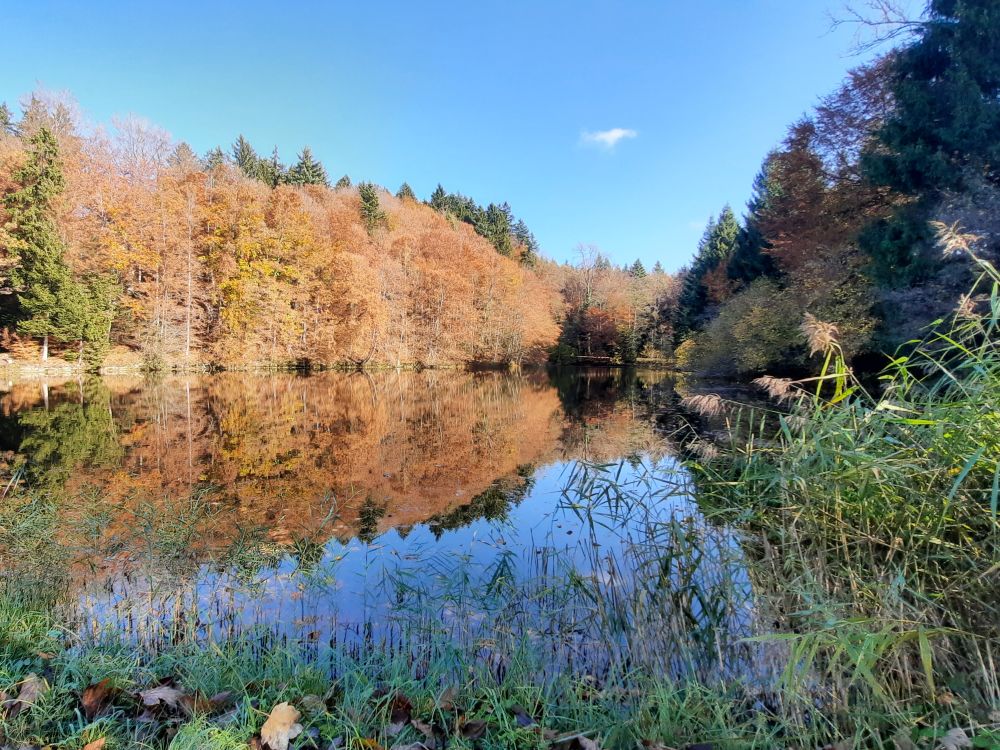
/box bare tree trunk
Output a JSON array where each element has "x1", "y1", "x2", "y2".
[{"x1": 41, "y1": 334, "x2": 48, "y2": 362}]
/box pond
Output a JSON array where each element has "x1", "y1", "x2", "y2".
[{"x1": 0, "y1": 369, "x2": 776, "y2": 685}]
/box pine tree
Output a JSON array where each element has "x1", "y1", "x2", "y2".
[
  {"x1": 512, "y1": 218, "x2": 539, "y2": 265},
  {"x1": 652, "y1": 261, "x2": 665, "y2": 274},
  {"x1": 479, "y1": 203, "x2": 513, "y2": 256},
  {"x1": 727, "y1": 155, "x2": 778, "y2": 285},
  {"x1": 430, "y1": 184, "x2": 447, "y2": 210},
  {"x1": 259, "y1": 146, "x2": 286, "y2": 187},
  {"x1": 204, "y1": 146, "x2": 227, "y2": 170},
  {"x1": 0, "y1": 103, "x2": 14, "y2": 135},
  {"x1": 335, "y1": 174, "x2": 352, "y2": 189},
  {"x1": 865, "y1": 0, "x2": 1000, "y2": 196},
  {"x1": 232, "y1": 135, "x2": 262, "y2": 181},
  {"x1": 396, "y1": 182, "x2": 416, "y2": 201},
  {"x1": 358, "y1": 182, "x2": 387, "y2": 235},
  {"x1": 3, "y1": 128, "x2": 115, "y2": 364},
  {"x1": 673, "y1": 206, "x2": 741, "y2": 344},
  {"x1": 288, "y1": 147, "x2": 329, "y2": 186},
  {"x1": 630, "y1": 259, "x2": 647, "y2": 278}
]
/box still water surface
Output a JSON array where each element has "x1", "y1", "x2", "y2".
[{"x1": 0, "y1": 369, "x2": 766, "y2": 681}]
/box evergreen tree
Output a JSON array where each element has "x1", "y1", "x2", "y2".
[
  {"x1": 232, "y1": 135, "x2": 262, "y2": 181},
  {"x1": 358, "y1": 182, "x2": 387, "y2": 235},
  {"x1": 479, "y1": 203, "x2": 513, "y2": 256},
  {"x1": 512, "y1": 218, "x2": 539, "y2": 265},
  {"x1": 430, "y1": 184, "x2": 447, "y2": 210},
  {"x1": 335, "y1": 174, "x2": 352, "y2": 189},
  {"x1": 204, "y1": 146, "x2": 227, "y2": 170},
  {"x1": 630, "y1": 259, "x2": 647, "y2": 278},
  {"x1": 865, "y1": 0, "x2": 1000, "y2": 196},
  {"x1": 396, "y1": 182, "x2": 416, "y2": 201},
  {"x1": 861, "y1": 0, "x2": 1000, "y2": 284},
  {"x1": 3, "y1": 128, "x2": 115, "y2": 363},
  {"x1": 673, "y1": 206, "x2": 741, "y2": 344},
  {"x1": 0, "y1": 103, "x2": 14, "y2": 135},
  {"x1": 259, "y1": 146, "x2": 286, "y2": 187},
  {"x1": 727, "y1": 156, "x2": 778, "y2": 284},
  {"x1": 288, "y1": 147, "x2": 329, "y2": 186},
  {"x1": 652, "y1": 261, "x2": 665, "y2": 274}
]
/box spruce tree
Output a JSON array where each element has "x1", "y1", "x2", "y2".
[
  {"x1": 335, "y1": 174, "x2": 352, "y2": 189},
  {"x1": 0, "y1": 103, "x2": 13, "y2": 135},
  {"x1": 204, "y1": 146, "x2": 227, "y2": 170},
  {"x1": 396, "y1": 182, "x2": 416, "y2": 201},
  {"x1": 480, "y1": 203, "x2": 513, "y2": 256},
  {"x1": 673, "y1": 206, "x2": 741, "y2": 344},
  {"x1": 259, "y1": 146, "x2": 286, "y2": 187},
  {"x1": 430, "y1": 184, "x2": 447, "y2": 210},
  {"x1": 630, "y1": 259, "x2": 647, "y2": 278},
  {"x1": 232, "y1": 135, "x2": 262, "y2": 181},
  {"x1": 288, "y1": 147, "x2": 329, "y2": 186},
  {"x1": 652, "y1": 261, "x2": 665, "y2": 274},
  {"x1": 358, "y1": 182, "x2": 387, "y2": 235},
  {"x1": 865, "y1": 0, "x2": 1000, "y2": 196},
  {"x1": 3, "y1": 128, "x2": 115, "y2": 363}
]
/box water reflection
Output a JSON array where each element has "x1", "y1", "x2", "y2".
[{"x1": 0, "y1": 369, "x2": 765, "y2": 681}]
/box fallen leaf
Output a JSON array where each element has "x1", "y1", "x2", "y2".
[
  {"x1": 260, "y1": 701, "x2": 303, "y2": 750},
  {"x1": 179, "y1": 691, "x2": 217, "y2": 717},
  {"x1": 436, "y1": 687, "x2": 456, "y2": 711},
  {"x1": 460, "y1": 719, "x2": 487, "y2": 740},
  {"x1": 510, "y1": 704, "x2": 535, "y2": 727},
  {"x1": 937, "y1": 728, "x2": 972, "y2": 750},
  {"x1": 209, "y1": 690, "x2": 236, "y2": 710},
  {"x1": 390, "y1": 693, "x2": 413, "y2": 725},
  {"x1": 139, "y1": 684, "x2": 184, "y2": 710},
  {"x1": 3, "y1": 673, "x2": 45, "y2": 719},
  {"x1": 81, "y1": 679, "x2": 117, "y2": 720},
  {"x1": 83, "y1": 739, "x2": 106, "y2": 750},
  {"x1": 410, "y1": 718, "x2": 434, "y2": 740}
]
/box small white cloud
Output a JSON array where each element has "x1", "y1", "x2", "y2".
[{"x1": 580, "y1": 127, "x2": 637, "y2": 150}]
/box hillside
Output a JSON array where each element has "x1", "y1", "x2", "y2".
[{"x1": 0, "y1": 100, "x2": 568, "y2": 370}]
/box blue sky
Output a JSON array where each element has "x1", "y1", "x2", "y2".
[{"x1": 2, "y1": 1, "x2": 920, "y2": 271}]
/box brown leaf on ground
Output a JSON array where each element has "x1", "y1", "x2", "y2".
[
  {"x1": 139, "y1": 684, "x2": 184, "y2": 710},
  {"x1": 460, "y1": 719, "x2": 488, "y2": 740},
  {"x1": 510, "y1": 704, "x2": 535, "y2": 727},
  {"x1": 178, "y1": 691, "x2": 215, "y2": 717},
  {"x1": 83, "y1": 738, "x2": 107, "y2": 750},
  {"x1": 436, "y1": 687, "x2": 457, "y2": 711},
  {"x1": 385, "y1": 692, "x2": 414, "y2": 737},
  {"x1": 209, "y1": 690, "x2": 236, "y2": 710},
  {"x1": 81, "y1": 679, "x2": 117, "y2": 720},
  {"x1": 410, "y1": 718, "x2": 434, "y2": 740},
  {"x1": 3, "y1": 673, "x2": 45, "y2": 719},
  {"x1": 937, "y1": 727, "x2": 972, "y2": 750},
  {"x1": 260, "y1": 701, "x2": 303, "y2": 750}
]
